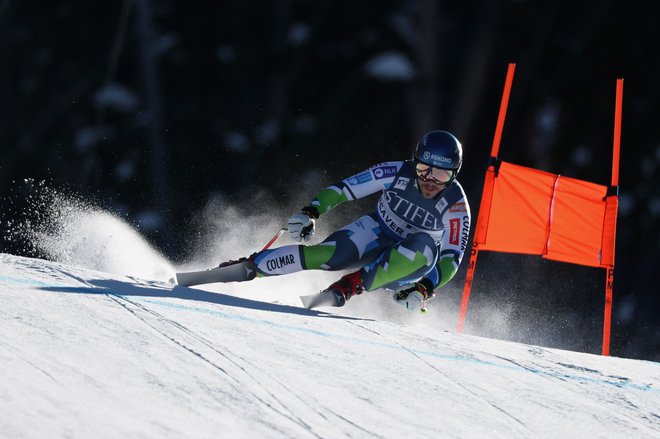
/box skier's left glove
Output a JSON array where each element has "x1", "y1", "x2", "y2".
[
  {"x1": 393, "y1": 278, "x2": 435, "y2": 313},
  {"x1": 287, "y1": 206, "x2": 318, "y2": 242}
]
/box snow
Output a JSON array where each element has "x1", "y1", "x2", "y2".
[
  {"x1": 1, "y1": 252, "x2": 659, "y2": 438},
  {"x1": 2, "y1": 198, "x2": 659, "y2": 437},
  {"x1": 26, "y1": 197, "x2": 172, "y2": 281}
]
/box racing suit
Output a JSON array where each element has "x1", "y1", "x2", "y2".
[{"x1": 252, "y1": 160, "x2": 471, "y2": 292}]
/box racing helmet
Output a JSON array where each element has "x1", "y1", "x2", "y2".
[{"x1": 413, "y1": 130, "x2": 463, "y2": 174}]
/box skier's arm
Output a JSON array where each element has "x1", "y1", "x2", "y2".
[
  {"x1": 425, "y1": 200, "x2": 471, "y2": 289},
  {"x1": 303, "y1": 162, "x2": 405, "y2": 218}
]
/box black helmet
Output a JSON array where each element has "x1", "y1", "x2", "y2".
[{"x1": 414, "y1": 130, "x2": 463, "y2": 174}]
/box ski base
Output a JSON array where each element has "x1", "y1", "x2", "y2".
[
  {"x1": 300, "y1": 289, "x2": 345, "y2": 309},
  {"x1": 175, "y1": 261, "x2": 257, "y2": 287}
]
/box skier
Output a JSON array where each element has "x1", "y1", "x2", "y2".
[{"x1": 217, "y1": 130, "x2": 471, "y2": 311}]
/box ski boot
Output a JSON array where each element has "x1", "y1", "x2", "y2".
[
  {"x1": 218, "y1": 253, "x2": 257, "y2": 269},
  {"x1": 322, "y1": 270, "x2": 364, "y2": 307}
]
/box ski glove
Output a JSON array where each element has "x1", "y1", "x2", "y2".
[
  {"x1": 287, "y1": 210, "x2": 316, "y2": 242},
  {"x1": 393, "y1": 278, "x2": 435, "y2": 313}
]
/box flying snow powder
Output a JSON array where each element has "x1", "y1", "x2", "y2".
[{"x1": 5, "y1": 182, "x2": 174, "y2": 281}]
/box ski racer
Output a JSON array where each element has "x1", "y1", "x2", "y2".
[{"x1": 220, "y1": 130, "x2": 471, "y2": 311}]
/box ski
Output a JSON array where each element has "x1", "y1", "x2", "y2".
[
  {"x1": 175, "y1": 261, "x2": 256, "y2": 287},
  {"x1": 300, "y1": 289, "x2": 345, "y2": 309}
]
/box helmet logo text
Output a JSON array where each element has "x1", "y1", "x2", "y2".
[{"x1": 423, "y1": 151, "x2": 452, "y2": 163}]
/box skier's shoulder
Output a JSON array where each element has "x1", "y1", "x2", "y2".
[
  {"x1": 440, "y1": 180, "x2": 470, "y2": 212},
  {"x1": 339, "y1": 160, "x2": 406, "y2": 198},
  {"x1": 366, "y1": 160, "x2": 406, "y2": 173},
  {"x1": 448, "y1": 179, "x2": 468, "y2": 199}
]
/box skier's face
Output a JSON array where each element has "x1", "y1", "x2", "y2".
[
  {"x1": 414, "y1": 162, "x2": 453, "y2": 198},
  {"x1": 417, "y1": 178, "x2": 445, "y2": 199}
]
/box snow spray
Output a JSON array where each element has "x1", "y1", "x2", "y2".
[
  {"x1": 178, "y1": 191, "x2": 341, "y2": 306},
  {"x1": 3, "y1": 180, "x2": 173, "y2": 281}
]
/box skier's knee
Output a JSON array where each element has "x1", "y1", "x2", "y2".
[{"x1": 401, "y1": 233, "x2": 438, "y2": 259}]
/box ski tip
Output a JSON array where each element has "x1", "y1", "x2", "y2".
[
  {"x1": 174, "y1": 261, "x2": 256, "y2": 287},
  {"x1": 300, "y1": 289, "x2": 345, "y2": 309}
]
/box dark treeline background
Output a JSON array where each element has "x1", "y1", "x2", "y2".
[{"x1": 0, "y1": 1, "x2": 658, "y2": 360}]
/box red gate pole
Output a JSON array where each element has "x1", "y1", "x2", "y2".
[
  {"x1": 457, "y1": 244, "x2": 480, "y2": 333},
  {"x1": 602, "y1": 78, "x2": 623, "y2": 356},
  {"x1": 457, "y1": 63, "x2": 516, "y2": 333}
]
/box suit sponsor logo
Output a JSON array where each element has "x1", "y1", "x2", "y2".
[
  {"x1": 381, "y1": 191, "x2": 440, "y2": 231},
  {"x1": 460, "y1": 215, "x2": 470, "y2": 251},
  {"x1": 450, "y1": 202, "x2": 466, "y2": 212},
  {"x1": 448, "y1": 216, "x2": 470, "y2": 249},
  {"x1": 347, "y1": 171, "x2": 373, "y2": 185},
  {"x1": 449, "y1": 218, "x2": 460, "y2": 245},
  {"x1": 266, "y1": 255, "x2": 296, "y2": 271},
  {"x1": 394, "y1": 177, "x2": 409, "y2": 190},
  {"x1": 435, "y1": 198, "x2": 448, "y2": 211},
  {"x1": 372, "y1": 165, "x2": 398, "y2": 180}
]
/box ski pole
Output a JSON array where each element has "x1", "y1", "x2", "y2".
[{"x1": 260, "y1": 227, "x2": 287, "y2": 252}]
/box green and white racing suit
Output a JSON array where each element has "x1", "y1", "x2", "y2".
[{"x1": 252, "y1": 160, "x2": 471, "y2": 292}]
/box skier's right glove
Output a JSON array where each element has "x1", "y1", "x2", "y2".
[
  {"x1": 393, "y1": 278, "x2": 435, "y2": 313},
  {"x1": 287, "y1": 207, "x2": 318, "y2": 242}
]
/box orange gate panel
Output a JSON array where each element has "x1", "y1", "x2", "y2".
[{"x1": 477, "y1": 161, "x2": 611, "y2": 269}]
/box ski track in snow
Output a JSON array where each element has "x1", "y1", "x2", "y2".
[
  {"x1": 46, "y1": 268, "x2": 330, "y2": 437},
  {"x1": 1, "y1": 253, "x2": 660, "y2": 438}
]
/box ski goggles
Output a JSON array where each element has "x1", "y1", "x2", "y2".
[{"x1": 415, "y1": 162, "x2": 455, "y2": 185}]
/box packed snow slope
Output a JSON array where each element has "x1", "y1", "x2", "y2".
[{"x1": 1, "y1": 253, "x2": 659, "y2": 438}]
